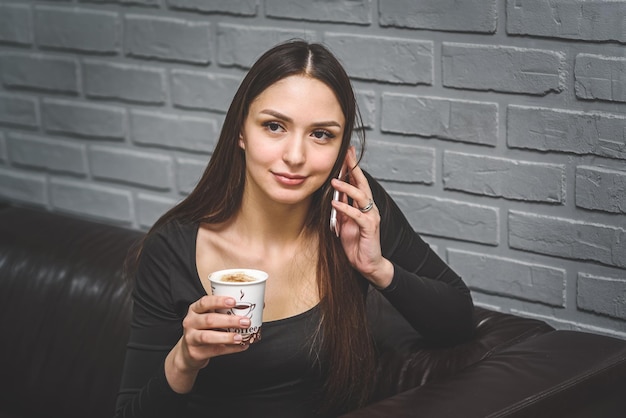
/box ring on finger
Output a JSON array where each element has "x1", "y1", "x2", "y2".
[{"x1": 359, "y1": 198, "x2": 374, "y2": 213}]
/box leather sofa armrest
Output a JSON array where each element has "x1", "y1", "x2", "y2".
[
  {"x1": 343, "y1": 330, "x2": 626, "y2": 418},
  {"x1": 367, "y1": 287, "x2": 554, "y2": 401}
]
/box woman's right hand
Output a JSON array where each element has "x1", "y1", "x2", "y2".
[{"x1": 164, "y1": 295, "x2": 251, "y2": 393}]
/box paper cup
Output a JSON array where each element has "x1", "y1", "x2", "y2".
[{"x1": 208, "y1": 268, "x2": 268, "y2": 344}]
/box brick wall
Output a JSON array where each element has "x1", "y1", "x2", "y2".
[{"x1": 0, "y1": 0, "x2": 624, "y2": 338}]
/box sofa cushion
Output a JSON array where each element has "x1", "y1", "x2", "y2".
[{"x1": 0, "y1": 206, "x2": 143, "y2": 418}]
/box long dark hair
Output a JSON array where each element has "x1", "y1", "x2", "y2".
[{"x1": 139, "y1": 39, "x2": 374, "y2": 414}]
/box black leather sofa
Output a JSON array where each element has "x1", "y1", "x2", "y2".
[{"x1": 1, "y1": 203, "x2": 625, "y2": 418}]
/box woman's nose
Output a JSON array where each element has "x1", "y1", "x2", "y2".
[{"x1": 282, "y1": 135, "x2": 306, "y2": 165}]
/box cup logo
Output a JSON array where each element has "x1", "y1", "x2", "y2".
[
  {"x1": 229, "y1": 301, "x2": 256, "y2": 317},
  {"x1": 227, "y1": 289, "x2": 256, "y2": 319}
]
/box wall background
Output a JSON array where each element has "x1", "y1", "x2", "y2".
[{"x1": 0, "y1": 0, "x2": 625, "y2": 338}]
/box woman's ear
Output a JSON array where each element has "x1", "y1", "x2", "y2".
[{"x1": 238, "y1": 133, "x2": 245, "y2": 150}]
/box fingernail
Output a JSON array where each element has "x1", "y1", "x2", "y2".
[
  {"x1": 225, "y1": 298, "x2": 235, "y2": 307},
  {"x1": 239, "y1": 318, "x2": 251, "y2": 327},
  {"x1": 233, "y1": 334, "x2": 242, "y2": 343}
]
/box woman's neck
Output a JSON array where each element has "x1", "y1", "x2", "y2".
[
  {"x1": 236, "y1": 189, "x2": 312, "y2": 245},
  {"x1": 215, "y1": 201, "x2": 314, "y2": 275}
]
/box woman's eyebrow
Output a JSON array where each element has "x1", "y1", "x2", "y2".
[
  {"x1": 259, "y1": 109, "x2": 342, "y2": 128},
  {"x1": 260, "y1": 109, "x2": 292, "y2": 122}
]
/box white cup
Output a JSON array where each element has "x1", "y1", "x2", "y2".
[{"x1": 208, "y1": 268, "x2": 268, "y2": 344}]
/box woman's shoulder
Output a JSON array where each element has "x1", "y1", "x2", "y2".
[
  {"x1": 149, "y1": 216, "x2": 198, "y2": 238},
  {"x1": 143, "y1": 217, "x2": 199, "y2": 255}
]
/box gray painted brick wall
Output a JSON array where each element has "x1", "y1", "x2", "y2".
[
  {"x1": 0, "y1": 93, "x2": 38, "y2": 128},
  {"x1": 442, "y1": 43, "x2": 565, "y2": 95},
  {"x1": 0, "y1": 4, "x2": 33, "y2": 46},
  {"x1": 1, "y1": 52, "x2": 79, "y2": 94},
  {"x1": 0, "y1": 0, "x2": 624, "y2": 339},
  {"x1": 576, "y1": 166, "x2": 626, "y2": 214},
  {"x1": 83, "y1": 60, "x2": 167, "y2": 104},
  {"x1": 125, "y1": 14, "x2": 212, "y2": 64},
  {"x1": 382, "y1": 94, "x2": 498, "y2": 146},
  {"x1": 35, "y1": 6, "x2": 120, "y2": 53},
  {"x1": 443, "y1": 151, "x2": 565, "y2": 203},
  {"x1": 575, "y1": 53, "x2": 626, "y2": 103}
]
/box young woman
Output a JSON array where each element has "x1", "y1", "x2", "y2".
[{"x1": 115, "y1": 40, "x2": 475, "y2": 418}]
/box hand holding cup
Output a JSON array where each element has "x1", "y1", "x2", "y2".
[{"x1": 208, "y1": 268, "x2": 268, "y2": 345}]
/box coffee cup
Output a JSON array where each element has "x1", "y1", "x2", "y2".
[{"x1": 208, "y1": 268, "x2": 268, "y2": 344}]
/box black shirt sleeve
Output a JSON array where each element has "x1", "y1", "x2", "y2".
[
  {"x1": 115, "y1": 222, "x2": 193, "y2": 417},
  {"x1": 367, "y1": 171, "x2": 475, "y2": 345}
]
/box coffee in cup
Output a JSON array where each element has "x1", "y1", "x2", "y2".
[{"x1": 219, "y1": 272, "x2": 256, "y2": 283}]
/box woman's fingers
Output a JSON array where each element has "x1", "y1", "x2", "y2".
[
  {"x1": 330, "y1": 174, "x2": 378, "y2": 228},
  {"x1": 344, "y1": 149, "x2": 375, "y2": 210},
  {"x1": 192, "y1": 329, "x2": 246, "y2": 346},
  {"x1": 185, "y1": 296, "x2": 250, "y2": 330},
  {"x1": 191, "y1": 294, "x2": 235, "y2": 314}
]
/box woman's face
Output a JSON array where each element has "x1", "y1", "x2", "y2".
[{"x1": 239, "y1": 75, "x2": 345, "y2": 207}]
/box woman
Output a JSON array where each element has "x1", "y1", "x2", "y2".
[{"x1": 115, "y1": 39, "x2": 474, "y2": 418}]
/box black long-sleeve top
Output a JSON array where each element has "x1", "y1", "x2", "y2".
[{"x1": 115, "y1": 174, "x2": 474, "y2": 418}]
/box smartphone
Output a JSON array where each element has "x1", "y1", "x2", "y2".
[{"x1": 329, "y1": 165, "x2": 347, "y2": 237}]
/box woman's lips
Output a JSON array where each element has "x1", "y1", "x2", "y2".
[{"x1": 273, "y1": 172, "x2": 306, "y2": 186}]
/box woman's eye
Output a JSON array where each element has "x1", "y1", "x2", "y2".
[
  {"x1": 263, "y1": 122, "x2": 282, "y2": 132},
  {"x1": 312, "y1": 130, "x2": 335, "y2": 140}
]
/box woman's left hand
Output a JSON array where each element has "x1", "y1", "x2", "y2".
[{"x1": 331, "y1": 147, "x2": 394, "y2": 289}]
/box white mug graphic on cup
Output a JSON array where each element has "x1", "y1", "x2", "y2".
[{"x1": 208, "y1": 269, "x2": 268, "y2": 345}]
